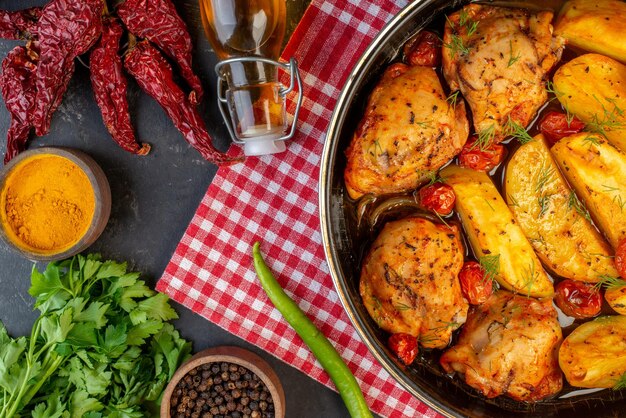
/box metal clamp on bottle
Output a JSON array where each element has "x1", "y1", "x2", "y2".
[{"x1": 216, "y1": 57, "x2": 303, "y2": 157}]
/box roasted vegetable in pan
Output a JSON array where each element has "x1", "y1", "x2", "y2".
[
  {"x1": 552, "y1": 54, "x2": 626, "y2": 152},
  {"x1": 551, "y1": 133, "x2": 626, "y2": 249},
  {"x1": 505, "y1": 134, "x2": 617, "y2": 281},
  {"x1": 559, "y1": 315, "x2": 626, "y2": 388},
  {"x1": 604, "y1": 283, "x2": 626, "y2": 315},
  {"x1": 555, "y1": 0, "x2": 626, "y2": 63},
  {"x1": 441, "y1": 165, "x2": 554, "y2": 298}
]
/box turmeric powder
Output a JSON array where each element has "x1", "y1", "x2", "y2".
[{"x1": 0, "y1": 154, "x2": 95, "y2": 254}]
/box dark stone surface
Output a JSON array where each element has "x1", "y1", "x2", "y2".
[{"x1": 0, "y1": 0, "x2": 351, "y2": 417}]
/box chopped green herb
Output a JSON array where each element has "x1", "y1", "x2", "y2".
[
  {"x1": 568, "y1": 190, "x2": 592, "y2": 222},
  {"x1": 447, "y1": 90, "x2": 460, "y2": 107},
  {"x1": 507, "y1": 40, "x2": 521, "y2": 68},
  {"x1": 546, "y1": 81, "x2": 575, "y2": 126},
  {"x1": 586, "y1": 94, "x2": 626, "y2": 136},
  {"x1": 595, "y1": 275, "x2": 626, "y2": 291},
  {"x1": 520, "y1": 261, "x2": 538, "y2": 297},
  {"x1": 472, "y1": 124, "x2": 496, "y2": 151},
  {"x1": 483, "y1": 198, "x2": 495, "y2": 212},
  {"x1": 583, "y1": 135, "x2": 601, "y2": 147},
  {"x1": 505, "y1": 116, "x2": 534, "y2": 144},
  {"x1": 614, "y1": 372, "x2": 626, "y2": 390},
  {"x1": 479, "y1": 254, "x2": 501, "y2": 283},
  {"x1": 443, "y1": 34, "x2": 470, "y2": 58},
  {"x1": 395, "y1": 302, "x2": 412, "y2": 312},
  {"x1": 534, "y1": 159, "x2": 557, "y2": 193},
  {"x1": 537, "y1": 193, "x2": 553, "y2": 218},
  {"x1": 507, "y1": 193, "x2": 520, "y2": 208}
]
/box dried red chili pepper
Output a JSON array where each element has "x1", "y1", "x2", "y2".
[
  {"x1": 1, "y1": 43, "x2": 38, "y2": 163},
  {"x1": 0, "y1": 7, "x2": 41, "y2": 40},
  {"x1": 31, "y1": 0, "x2": 103, "y2": 136},
  {"x1": 90, "y1": 17, "x2": 149, "y2": 156},
  {"x1": 124, "y1": 41, "x2": 241, "y2": 165},
  {"x1": 116, "y1": 0, "x2": 204, "y2": 105}
]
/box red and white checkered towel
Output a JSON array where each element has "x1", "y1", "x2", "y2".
[{"x1": 157, "y1": 1, "x2": 443, "y2": 417}]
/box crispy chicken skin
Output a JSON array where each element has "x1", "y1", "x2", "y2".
[
  {"x1": 442, "y1": 5, "x2": 564, "y2": 142},
  {"x1": 440, "y1": 291, "x2": 563, "y2": 401},
  {"x1": 360, "y1": 216, "x2": 468, "y2": 349},
  {"x1": 344, "y1": 64, "x2": 469, "y2": 199}
]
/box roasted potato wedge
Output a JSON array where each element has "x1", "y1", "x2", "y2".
[
  {"x1": 551, "y1": 133, "x2": 626, "y2": 249},
  {"x1": 553, "y1": 54, "x2": 626, "y2": 152},
  {"x1": 505, "y1": 135, "x2": 617, "y2": 281},
  {"x1": 441, "y1": 165, "x2": 553, "y2": 298},
  {"x1": 555, "y1": 0, "x2": 626, "y2": 63},
  {"x1": 605, "y1": 280, "x2": 626, "y2": 315},
  {"x1": 559, "y1": 315, "x2": 626, "y2": 388}
]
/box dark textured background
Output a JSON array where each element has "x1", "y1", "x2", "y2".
[{"x1": 0, "y1": 1, "x2": 358, "y2": 417}]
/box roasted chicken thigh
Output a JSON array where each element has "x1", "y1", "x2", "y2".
[
  {"x1": 442, "y1": 5, "x2": 564, "y2": 142},
  {"x1": 360, "y1": 216, "x2": 468, "y2": 349},
  {"x1": 440, "y1": 291, "x2": 563, "y2": 401},
  {"x1": 344, "y1": 63, "x2": 469, "y2": 199}
]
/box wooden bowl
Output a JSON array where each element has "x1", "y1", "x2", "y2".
[
  {"x1": 161, "y1": 346, "x2": 285, "y2": 418},
  {"x1": 0, "y1": 147, "x2": 111, "y2": 261}
]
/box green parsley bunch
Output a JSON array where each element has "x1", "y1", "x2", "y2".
[{"x1": 0, "y1": 254, "x2": 191, "y2": 418}]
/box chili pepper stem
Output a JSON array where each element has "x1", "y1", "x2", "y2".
[{"x1": 252, "y1": 242, "x2": 373, "y2": 418}]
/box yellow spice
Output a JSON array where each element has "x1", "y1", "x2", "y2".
[{"x1": 0, "y1": 154, "x2": 95, "y2": 254}]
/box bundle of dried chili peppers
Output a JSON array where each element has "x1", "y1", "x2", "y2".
[{"x1": 0, "y1": 0, "x2": 238, "y2": 166}]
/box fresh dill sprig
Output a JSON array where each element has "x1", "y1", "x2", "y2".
[
  {"x1": 368, "y1": 139, "x2": 384, "y2": 157},
  {"x1": 594, "y1": 275, "x2": 626, "y2": 291},
  {"x1": 479, "y1": 254, "x2": 501, "y2": 283},
  {"x1": 534, "y1": 159, "x2": 557, "y2": 193},
  {"x1": 443, "y1": 34, "x2": 470, "y2": 58},
  {"x1": 507, "y1": 40, "x2": 521, "y2": 68},
  {"x1": 395, "y1": 302, "x2": 412, "y2": 312},
  {"x1": 447, "y1": 90, "x2": 460, "y2": 107},
  {"x1": 444, "y1": 10, "x2": 478, "y2": 58},
  {"x1": 425, "y1": 170, "x2": 444, "y2": 186},
  {"x1": 537, "y1": 193, "x2": 552, "y2": 218},
  {"x1": 603, "y1": 184, "x2": 626, "y2": 213},
  {"x1": 507, "y1": 193, "x2": 520, "y2": 208},
  {"x1": 567, "y1": 190, "x2": 592, "y2": 222},
  {"x1": 472, "y1": 125, "x2": 496, "y2": 151},
  {"x1": 414, "y1": 120, "x2": 432, "y2": 129},
  {"x1": 483, "y1": 198, "x2": 495, "y2": 212},
  {"x1": 546, "y1": 81, "x2": 575, "y2": 126},
  {"x1": 505, "y1": 116, "x2": 534, "y2": 144},
  {"x1": 520, "y1": 260, "x2": 538, "y2": 297},
  {"x1": 586, "y1": 94, "x2": 626, "y2": 136},
  {"x1": 458, "y1": 9, "x2": 479, "y2": 36},
  {"x1": 614, "y1": 373, "x2": 626, "y2": 390},
  {"x1": 428, "y1": 321, "x2": 461, "y2": 333},
  {"x1": 582, "y1": 135, "x2": 601, "y2": 147}
]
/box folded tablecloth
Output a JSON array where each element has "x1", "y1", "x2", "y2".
[{"x1": 157, "y1": 1, "x2": 443, "y2": 417}]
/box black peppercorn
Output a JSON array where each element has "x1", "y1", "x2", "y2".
[{"x1": 169, "y1": 362, "x2": 276, "y2": 418}]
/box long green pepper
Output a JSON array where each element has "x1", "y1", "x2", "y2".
[{"x1": 252, "y1": 242, "x2": 373, "y2": 418}]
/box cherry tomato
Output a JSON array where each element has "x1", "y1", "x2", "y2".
[
  {"x1": 616, "y1": 238, "x2": 626, "y2": 279},
  {"x1": 458, "y1": 140, "x2": 506, "y2": 172},
  {"x1": 554, "y1": 279, "x2": 602, "y2": 319},
  {"x1": 384, "y1": 62, "x2": 409, "y2": 80},
  {"x1": 539, "y1": 111, "x2": 585, "y2": 145},
  {"x1": 403, "y1": 30, "x2": 441, "y2": 67},
  {"x1": 388, "y1": 333, "x2": 418, "y2": 365},
  {"x1": 419, "y1": 182, "x2": 455, "y2": 216},
  {"x1": 458, "y1": 261, "x2": 493, "y2": 305}
]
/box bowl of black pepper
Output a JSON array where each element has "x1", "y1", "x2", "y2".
[{"x1": 161, "y1": 346, "x2": 285, "y2": 418}]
